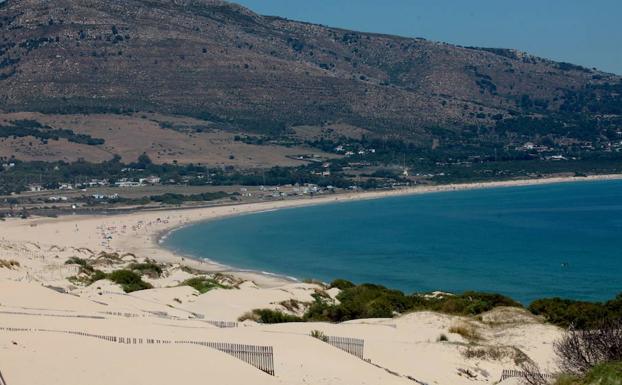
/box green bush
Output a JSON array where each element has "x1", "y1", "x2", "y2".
[
  {"x1": 303, "y1": 282, "x2": 522, "y2": 323},
  {"x1": 413, "y1": 291, "x2": 522, "y2": 315},
  {"x1": 305, "y1": 283, "x2": 412, "y2": 322},
  {"x1": 330, "y1": 279, "x2": 355, "y2": 290},
  {"x1": 129, "y1": 262, "x2": 163, "y2": 278},
  {"x1": 107, "y1": 269, "x2": 153, "y2": 293},
  {"x1": 554, "y1": 361, "x2": 622, "y2": 385},
  {"x1": 180, "y1": 277, "x2": 227, "y2": 294},
  {"x1": 65, "y1": 257, "x2": 89, "y2": 267},
  {"x1": 251, "y1": 309, "x2": 303, "y2": 324},
  {"x1": 90, "y1": 270, "x2": 107, "y2": 283},
  {"x1": 528, "y1": 297, "x2": 616, "y2": 329}
]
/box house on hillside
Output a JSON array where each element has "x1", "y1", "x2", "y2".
[{"x1": 28, "y1": 184, "x2": 44, "y2": 192}]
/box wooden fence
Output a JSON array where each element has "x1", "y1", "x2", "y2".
[
  {"x1": 500, "y1": 369, "x2": 556, "y2": 382},
  {"x1": 326, "y1": 336, "x2": 365, "y2": 359},
  {"x1": 203, "y1": 320, "x2": 238, "y2": 328},
  {"x1": 176, "y1": 340, "x2": 274, "y2": 376},
  {"x1": 0, "y1": 310, "x2": 105, "y2": 320},
  {"x1": 100, "y1": 310, "x2": 238, "y2": 328},
  {"x1": 0, "y1": 327, "x2": 273, "y2": 376}
]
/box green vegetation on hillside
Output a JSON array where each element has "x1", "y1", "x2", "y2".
[
  {"x1": 529, "y1": 295, "x2": 622, "y2": 329},
  {"x1": 242, "y1": 279, "x2": 622, "y2": 330},
  {"x1": 244, "y1": 280, "x2": 522, "y2": 324},
  {"x1": 304, "y1": 281, "x2": 521, "y2": 322},
  {"x1": 0, "y1": 119, "x2": 105, "y2": 145},
  {"x1": 65, "y1": 258, "x2": 155, "y2": 293}
]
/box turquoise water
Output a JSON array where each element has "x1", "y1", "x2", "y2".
[{"x1": 164, "y1": 180, "x2": 622, "y2": 304}]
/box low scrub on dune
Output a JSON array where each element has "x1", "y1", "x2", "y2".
[
  {"x1": 462, "y1": 345, "x2": 529, "y2": 365},
  {"x1": 448, "y1": 323, "x2": 481, "y2": 342},
  {"x1": 239, "y1": 309, "x2": 303, "y2": 324},
  {"x1": 179, "y1": 277, "x2": 230, "y2": 293},
  {"x1": 66, "y1": 257, "x2": 106, "y2": 285},
  {"x1": 128, "y1": 261, "x2": 163, "y2": 278},
  {"x1": 107, "y1": 269, "x2": 153, "y2": 293},
  {"x1": 65, "y1": 258, "x2": 157, "y2": 290},
  {"x1": 303, "y1": 279, "x2": 521, "y2": 322}
]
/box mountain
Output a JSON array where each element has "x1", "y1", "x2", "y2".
[{"x1": 1, "y1": 0, "x2": 620, "y2": 143}]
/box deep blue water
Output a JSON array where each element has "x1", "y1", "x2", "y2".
[{"x1": 164, "y1": 180, "x2": 622, "y2": 304}]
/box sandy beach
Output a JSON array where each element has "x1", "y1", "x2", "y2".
[{"x1": 1, "y1": 174, "x2": 618, "y2": 384}]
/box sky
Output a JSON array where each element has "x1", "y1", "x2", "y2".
[{"x1": 235, "y1": 0, "x2": 621, "y2": 75}]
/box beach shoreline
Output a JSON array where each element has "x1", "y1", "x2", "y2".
[
  {"x1": 153, "y1": 173, "x2": 622, "y2": 283},
  {"x1": 2, "y1": 173, "x2": 621, "y2": 287}
]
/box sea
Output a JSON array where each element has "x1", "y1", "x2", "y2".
[{"x1": 163, "y1": 180, "x2": 622, "y2": 304}]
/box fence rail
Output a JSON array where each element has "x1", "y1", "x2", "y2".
[
  {"x1": 0, "y1": 326, "x2": 273, "y2": 376},
  {"x1": 203, "y1": 320, "x2": 238, "y2": 328},
  {"x1": 500, "y1": 369, "x2": 556, "y2": 382},
  {"x1": 326, "y1": 336, "x2": 365, "y2": 359}
]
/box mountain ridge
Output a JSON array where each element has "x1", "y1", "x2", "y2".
[{"x1": 0, "y1": 0, "x2": 620, "y2": 141}]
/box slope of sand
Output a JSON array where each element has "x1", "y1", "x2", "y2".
[{"x1": 0, "y1": 177, "x2": 605, "y2": 384}]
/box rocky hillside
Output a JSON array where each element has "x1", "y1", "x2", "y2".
[{"x1": 0, "y1": 0, "x2": 620, "y2": 140}]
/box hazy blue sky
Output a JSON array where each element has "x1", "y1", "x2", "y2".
[{"x1": 235, "y1": 0, "x2": 621, "y2": 75}]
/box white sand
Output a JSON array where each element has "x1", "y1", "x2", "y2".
[{"x1": 2, "y1": 175, "x2": 609, "y2": 384}]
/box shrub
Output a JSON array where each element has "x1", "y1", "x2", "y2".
[
  {"x1": 580, "y1": 361, "x2": 622, "y2": 384},
  {"x1": 555, "y1": 318, "x2": 622, "y2": 376},
  {"x1": 65, "y1": 257, "x2": 95, "y2": 274},
  {"x1": 413, "y1": 291, "x2": 522, "y2": 315},
  {"x1": 303, "y1": 283, "x2": 522, "y2": 323},
  {"x1": 528, "y1": 297, "x2": 614, "y2": 329},
  {"x1": 90, "y1": 270, "x2": 107, "y2": 283},
  {"x1": 437, "y1": 334, "x2": 448, "y2": 342},
  {"x1": 330, "y1": 279, "x2": 355, "y2": 290},
  {"x1": 65, "y1": 257, "x2": 89, "y2": 267},
  {"x1": 248, "y1": 309, "x2": 303, "y2": 324},
  {"x1": 550, "y1": 362, "x2": 622, "y2": 385},
  {"x1": 107, "y1": 269, "x2": 153, "y2": 293},
  {"x1": 128, "y1": 262, "x2": 163, "y2": 278},
  {"x1": 279, "y1": 299, "x2": 302, "y2": 312},
  {"x1": 238, "y1": 311, "x2": 260, "y2": 322},
  {"x1": 179, "y1": 277, "x2": 227, "y2": 293}
]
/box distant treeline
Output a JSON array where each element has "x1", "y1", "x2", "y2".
[
  {"x1": 105, "y1": 191, "x2": 232, "y2": 206},
  {"x1": 0, "y1": 119, "x2": 105, "y2": 145}
]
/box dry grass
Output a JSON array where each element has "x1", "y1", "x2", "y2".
[
  {"x1": 449, "y1": 322, "x2": 482, "y2": 342},
  {"x1": 279, "y1": 299, "x2": 303, "y2": 312},
  {"x1": 0, "y1": 259, "x2": 20, "y2": 269},
  {"x1": 0, "y1": 112, "x2": 337, "y2": 166},
  {"x1": 310, "y1": 330, "x2": 329, "y2": 342},
  {"x1": 462, "y1": 345, "x2": 530, "y2": 365}
]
